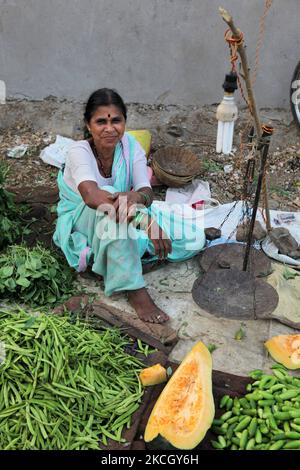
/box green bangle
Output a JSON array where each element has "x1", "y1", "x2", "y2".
[
  {"x1": 134, "y1": 212, "x2": 144, "y2": 226},
  {"x1": 139, "y1": 191, "x2": 151, "y2": 207}
]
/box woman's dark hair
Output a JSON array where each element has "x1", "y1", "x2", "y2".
[{"x1": 84, "y1": 88, "x2": 127, "y2": 123}]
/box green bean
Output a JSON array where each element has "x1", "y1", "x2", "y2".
[
  {"x1": 283, "y1": 421, "x2": 291, "y2": 433},
  {"x1": 284, "y1": 431, "x2": 300, "y2": 439},
  {"x1": 227, "y1": 416, "x2": 239, "y2": 425},
  {"x1": 212, "y1": 419, "x2": 223, "y2": 426},
  {"x1": 217, "y1": 435, "x2": 227, "y2": 448},
  {"x1": 255, "y1": 428, "x2": 262, "y2": 444},
  {"x1": 220, "y1": 395, "x2": 230, "y2": 409},
  {"x1": 269, "y1": 383, "x2": 285, "y2": 393},
  {"x1": 233, "y1": 397, "x2": 240, "y2": 409},
  {"x1": 260, "y1": 424, "x2": 269, "y2": 435},
  {"x1": 269, "y1": 440, "x2": 285, "y2": 450},
  {"x1": 274, "y1": 411, "x2": 291, "y2": 420},
  {"x1": 248, "y1": 418, "x2": 257, "y2": 438},
  {"x1": 271, "y1": 363, "x2": 288, "y2": 371},
  {"x1": 226, "y1": 398, "x2": 233, "y2": 411},
  {"x1": 258, "y1": 399, "x2": 275, "y2": 407},
  {"x1": 290, "y1": 423, "x2": 300, "y2": 432},
  {"x1": 239, "y1": 429, "x2": 248, "y2": 450},
  {"x1": 268, "y1": 415, "x2": 278, "y2": 431},
  {"x1": 239, "y1": 398, "x2": 250, "y2": 409},
  {"x1": 249, "y1": 370, "x2": 263, "y2": 379},
  {"x1": 278, "y1": 390, "x2": 300, "y2": 400},
  {"x1": 283, "y1": 440, "x2": 300, "y2": 449},
  {"x1": 272, "y1": 370, "x2": 286, "y2": 381},
  {"x1": 231, "y1": 437, "x2": 240, "y2": 446},
  {"x1": 245, "y1": 437, "x2": 255, "y2": 450},
  {"x1": 234, "y1": 416, "x2": 252, "y2": 432},
  {"x1": 220, "y1": 411, "x2": 232, "y2": 422},
  {"x1": 241, "y1": 409, "x2": 257, "y2": 417},
  {"x1": 226, "y1": 423, "x2": 236, "y2": 441},
  {"x1": 211, "y1": 426, "x2": 227, "y2": 435},
  {"x1": 260, "y1": 376, "x2": 277, "y2": 389},
  {"x1": 211, "y1": 440, "x2": 224, "y2": 449}
]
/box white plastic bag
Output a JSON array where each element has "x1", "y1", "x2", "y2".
[{"x1": 39, "y1": 135, "x2": 75, "y2": 168}]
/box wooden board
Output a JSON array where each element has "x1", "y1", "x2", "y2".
[{"x1": 90, "y1": 300, "x2": 178, "y2": 355}]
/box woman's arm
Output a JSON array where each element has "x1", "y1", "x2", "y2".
[{"x1": 78, "y1": 181, "x2": 114, "y2": 210}]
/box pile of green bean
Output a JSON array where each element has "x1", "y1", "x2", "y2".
[
  {"x1": 211, "y1": 365, "x2": 300, "y2": 450},
  {"x1": 0, "y1": 308, "x2": 144, "y2": 450}
]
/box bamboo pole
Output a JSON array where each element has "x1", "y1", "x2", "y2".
[{"x1": 219, "y1": 7, "x2": 271, "y2": 231}]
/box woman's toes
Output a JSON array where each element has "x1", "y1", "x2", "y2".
[{"x1": 152, "y1": 311, "x2": 169, "y2": 324}]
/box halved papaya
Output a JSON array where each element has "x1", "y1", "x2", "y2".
[
  {"x1": 144, "y1": 341, "x2": 214, "y2": 450},
  {"x1": 265, "y1": 334, "x2": 300, "y2": 369}
]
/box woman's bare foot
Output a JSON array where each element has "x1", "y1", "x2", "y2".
[{"x1": 127, "y1": 288, "x2": 169, "y2": 324}]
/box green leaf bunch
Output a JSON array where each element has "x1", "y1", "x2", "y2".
[{"x1": 0, "y1": 245, "x2": 75, "y2": 306}]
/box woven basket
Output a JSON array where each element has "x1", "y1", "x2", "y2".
[
  {"x1": 153, "y1": 146, "x2": 202, "y2": 177},
  {"x1": 151, "y1": 146, "x2": 201, "y2": 187},
  {"x1": 152, "y1": 158, "x2": 194, "y2": 187}
]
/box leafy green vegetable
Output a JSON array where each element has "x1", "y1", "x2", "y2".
[
  {"x1": 207, "y1": 343, "x2": 218, "y2": 353},
  {"x1": 0, "y1": 245, "x2": 75, "y2": 306},
  {"x1": 282, "y1": 268, "x2": 300, "y2": 281},
  {"x1": 234, "y1": 327, "x2": 246, "y2": 341}
]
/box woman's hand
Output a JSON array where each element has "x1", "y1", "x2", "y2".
[
  {"x1": 146, "y1": 219, "x2": 172, "y2": 260},
  {"x1": 108, "y1": 191, "x2": 143, "y2": 223}
]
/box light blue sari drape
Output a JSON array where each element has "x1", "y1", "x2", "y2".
[{"x1": 53, "y1": 133, "x2": 205, "y2": 296}]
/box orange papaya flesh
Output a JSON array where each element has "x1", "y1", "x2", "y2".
[
  {"x1": 265, "y1": 334, "x2": 300, "y2": 369},
  {"x1": 139, "y1": 364, "x2": 167, "y2": 386}
]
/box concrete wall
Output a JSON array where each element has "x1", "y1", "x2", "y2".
[{"x1": 0, "y1": 0, "x2": 299, "y2": 107}]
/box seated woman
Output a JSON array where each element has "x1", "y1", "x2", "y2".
[{"x1": 53, "y1": 88, "x2": 206, "y2": 324}]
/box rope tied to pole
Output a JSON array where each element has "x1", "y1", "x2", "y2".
[{"x1": 224, "y1": 29, "x2": 250, "y2": 109}]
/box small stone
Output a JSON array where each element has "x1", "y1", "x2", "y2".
[
  {"x1": 236, "y1": 221, "x2": 267, "y2": 242},
  {"x1": 269, "y1": 227, "x2": 299, "y2": 256},
  {"x1": 205, "y1": 227, "x2": 222, "y2": 241}
]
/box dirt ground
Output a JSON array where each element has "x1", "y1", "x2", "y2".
[{"x1": 0, "y1": 98, "x2": 299, "y2": 215}]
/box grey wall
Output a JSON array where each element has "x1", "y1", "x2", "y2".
[{"x1": 0, "y1": 0, "x2": 299, "y2": 107}]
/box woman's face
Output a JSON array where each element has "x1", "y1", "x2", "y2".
[{"x1": 88, "y1": 105, "x2": 126, "y2": 152}]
